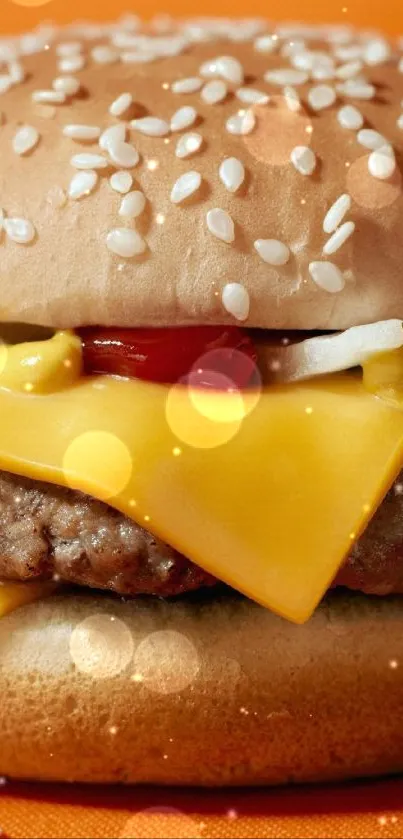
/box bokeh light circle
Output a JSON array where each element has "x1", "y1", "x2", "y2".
[
  {"x1": 133, "y1": 630, "x2": 200, "y2": 694},
  {"x1": 63, "y1": 431, "x2": 132, "y2": 501},
  {"x1": 121, "y1": 808, "x2": 202, "y2": 839},
  {"x1": 165, "y1": 382, "x2": 242, "y2": 449},
  {"x1": 69, "y1": 614, "x2": 134, "y2": 678},
  {"x1": 188, "y1": 370, "x2": 245, "y2": 424},
  {"x1": 165, "y1": 346, "x2": 261, "y2": 449},
  {"x1": 188, "y1": 347, "x2": 261, "y2": 424},
  {"x1": 244, "y1": 95, "x2": 312, "y2": 167},
  {"x1": 9, "y1": 0, "x2": 53, "y2": 5},
  {"x1": 347, "y1": 153, "x2": 402, "y2": 209}
]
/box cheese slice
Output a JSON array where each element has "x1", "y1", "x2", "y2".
[
  {"x1": 0, "y1": 372, "x2": 402, "y2": 623},
  {"x1": 0, "y1": 582, "x2": 55, "y2": 617}
]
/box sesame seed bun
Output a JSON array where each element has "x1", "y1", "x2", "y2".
[
  {"x1": 0, "y1": 22, "x2": 402, "y2": 330},
  {"x1": 1, "y1": 589, "x2": 403, "y2": 785}
]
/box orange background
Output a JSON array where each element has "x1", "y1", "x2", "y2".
[
  {"x1": 1, "y1": 1, "x2": 403, "y2": 838},
  {"x1": 2, "y1": 0, "x2": 403, "y2": 35}
]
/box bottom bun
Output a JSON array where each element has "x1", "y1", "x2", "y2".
[{"x1": 1, "y1": 589, "x2": 403, "y2": 785}]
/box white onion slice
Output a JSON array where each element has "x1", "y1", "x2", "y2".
[{"x1": 258, "y1": 320, "x2": 403, "y2": 383}]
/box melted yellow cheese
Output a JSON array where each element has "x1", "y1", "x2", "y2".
[
  {"x1": 0, "y1": 371, "x2": 402, "y2": 623},
  {"x1": 0, "y1": 582, "x2": 55, "y2": 617}
]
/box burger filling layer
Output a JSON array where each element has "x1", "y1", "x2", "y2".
[
  {"x1": 1, "y1": 323, "x2": 403, "y2": 623},
  {"x1": 0, "y1": 470, "x2": 402, "y2": 599}
]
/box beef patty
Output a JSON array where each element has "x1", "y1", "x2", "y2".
[{"x1": 0, "y1": 470, "x2": 402, "y2": 598}]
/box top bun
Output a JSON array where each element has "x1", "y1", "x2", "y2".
[{"x1": 0, "y1": 17, "x2": 402, "y2": 331}]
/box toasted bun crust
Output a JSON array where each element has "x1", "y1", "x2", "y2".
[
  {"x1": 1, "y1": 589, "x2": 403, "y2": 785},
  {"x1": 0, "y1": 21, "x2": 402, "y2": 330}
]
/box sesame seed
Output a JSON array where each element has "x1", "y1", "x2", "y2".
[
  {"x1": 68, "y1": 170, "x2": 98, "y2": 199},
  {"x1": 323, "y1": 221, "x2": 355, "y2": 254},
  {"x1": 336, "y1": 80, "x2": 375, "y2": 99},
  {"x1": 226, "y1": 109, "x2": 255, "y2": 135},
  {"x1": 4, "y1": 217, "x2": 35, "y2": 244},
  {"x1": 309, "y1": 261, "x2": 345, "y2": 293},
  {"x1": 109, "y1": 92, "x2": 133, "y2": 117},
  {"x1": 170, "y1": 106, "x2": 197, "y2": 132},
  {"x1": 363, "y1": 37, "x2": 391, "y2": 66},
  {"x1": 368, "y1": 145, "x2": 396, "y2": 180},
  {"x1": 283, "y1": 86, "x2": 301, "y2": 111},
  {"x1": 291, "y1": 50, "x2": 315, "y2": 72},
  {"x1": 397, "y1": 115, "x2": 403, "y2": 130},
  {"x1": 264, "y1": 68, "x2": 308, "y2": 86},
  {"x1": 121, "y1": 51, "x2": 157, "y2": 65},
  {"x1": 106, "y1": 227, "x2": 146, "y2": 258},
  {"x1": 399, "y1": 58, "x2": 403, "y2": 73},
  {"x1": 254, "y1": 238, "x2": 290, "y2": 265},
  {"x1": 63, "y1": 124, "x2": 101, "y2": 141},
  {"x1": 175, "y1": 132, "x2": 203, "y2": 158},
  {"x1": 290, "y1": 145, "x2": 316, "y2": 175},
  {"x1": 222, "y1": 282, "x2": 250, "y2": 321},
  {"x1": 47, "y1": 185, "x2": 67, "y2": 209},
  {"x1": 0, "y1": 76, "x2": 12, "y2": 94},
  {"x1": 146, "y1": 159, "x2": 159, "y2": 171},
  {"x1": 206, "y1": 208, "x2": 235, "y2": 243},
  {"x1": 357, "y1": 128, "x2": 388, "y2": 150},
  {"x1": 12, "y1": 125, "x2": 39, "y2": 155},
  {"x1": 131, "y1": 117, "x2": 170, "y2": 137},
  {"x1": 335, "y1": 44, "x2": 363, "y2": 62},
  {"x1": 118, "y1": 190, "x2": 146, "y2": 218},
  {"x1": 99, "y1": 123, "x2": 126, "y2": 151},
  {"x1": 335, "y1": 60, "x2": 363, "y2": 81},
  {"x1": 91, "y1": 45, "x2": 118, "y2": 65},
  {"x1": 311, "y1": 65, "x2": 335, "y2": 82},
  {"x1": 170, "y1": 170, "x2": 202, "y2": 203},
  {"x1": 171, "y1": 77, "x2": 202, "y2": 93},
  {"x1": 56, "y1": 41, "x2": 82, "y2": 57},
  {"x1": 323, "y1": 194, "x2": 352, "y2": 233},
  {"x1": 109, "y1": 171, "x2": 133, "y2": 193},
  {"x1": 32, "y1": 90, "x2": 66, "y2": 104},
  {"x1": 52, "y1": 75, "x2": 80, "y2": 96},
  {"x1": 107, "y1": 141, "x2": 139, "y2": 168},
  {"x1": 58, "y1": 55, "x2": 85, "y2": 73},
  {"x1": 9, "y1": 61, "x2": 25, "y2": 84},
  {"x1": 216, "y1": 56, "x2": 244, "y2": 84},
  {"x1": 308, "y1": 84, "x2": 336, "y2": 111},
  {"x1": 219, "y1": 157, "x2": 245, "y2": 192},
  {"x1": 201, "y1": 80, "x2": 228, "y2": 104},
  {"x1": 71, "y1": 153, "x2": 108, "y2": 169},
  {"x1": 236, "y1": 87, "x2": 270, "y2": 105},
  {"x1": 337, "y1": 104, "x2": 364, "y2": 129},
  {"x1": 200, "y1": 55, "x2": 243, "y2": 84},
  {"x1": 254, "y1": 34, "x2": 278, "y2": 53}
]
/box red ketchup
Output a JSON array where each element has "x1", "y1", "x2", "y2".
[{"x1": 79, "y1": 326, "x2": 258, "y2": 389}]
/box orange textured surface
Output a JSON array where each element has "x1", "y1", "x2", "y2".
[
  {"x1": 1, "y1": 779, "x2": 403, "y2": 838},
  {"x1": 1, "y1": 0, "x2": 403, "y2": 34},
  {"x1": 1, "y1": 1, "x2": 403, "y2": 837}
]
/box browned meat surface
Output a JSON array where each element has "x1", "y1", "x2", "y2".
[
  {"x1": 0, "y1": 472, "x2": 216, "y2": 596},
  {"x1": 0, "y1": 469, "x2": 402, "y2": 597}
]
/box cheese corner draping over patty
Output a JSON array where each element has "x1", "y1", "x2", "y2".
[{"x1": 0, "y1": 470, "x2": 402, "y2": 599}]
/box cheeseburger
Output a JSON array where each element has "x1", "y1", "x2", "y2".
[{"x1": 0, "y1": 13, "x2": 403, "y2": 786}]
